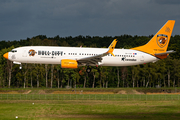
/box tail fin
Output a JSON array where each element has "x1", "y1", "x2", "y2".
[{"x1": 131, "y1": 20, "x2": 175, "y2": 58}]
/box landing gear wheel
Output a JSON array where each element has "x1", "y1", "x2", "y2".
[
  {"x1": 19, "y1": 64, "x2": 22, "y2": 69},
  {"x1": 86, "y1": 67, "x2": 91, "y2": 73}
]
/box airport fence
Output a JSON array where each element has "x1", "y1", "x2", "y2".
[{"x1": 0, "y1": 94, "x2": 180, "y2": 101}]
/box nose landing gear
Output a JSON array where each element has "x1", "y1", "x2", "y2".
[
  {"x1": 19, "y1": 64, "x2": 22, "y2": 69},
  {"x1": 13, "y1": 61, "x2": 22, "y2": 69}
]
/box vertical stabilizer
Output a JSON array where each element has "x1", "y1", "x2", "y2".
[{"x1": 131, "y1": 20, "x2": 175, "y2": 56}]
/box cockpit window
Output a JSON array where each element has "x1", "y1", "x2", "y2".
[{"x1": 11, "y1": 50, "x2": 17, "y2": 53}]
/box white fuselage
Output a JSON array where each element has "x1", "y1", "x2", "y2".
[{"x1": 8, "y1": 46, "x2": 159, "y2": 66}]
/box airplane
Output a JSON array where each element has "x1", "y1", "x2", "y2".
[{"x1": 3, "y1": 20, "x2": 175, "y2": 73}]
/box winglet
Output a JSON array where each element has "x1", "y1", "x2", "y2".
[{"x1": 107, "y1": 39, "x2": 118, "y2": 57}]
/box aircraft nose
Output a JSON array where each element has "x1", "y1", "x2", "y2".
[{"x1": 3, "y1": 52, "x2": 9, "y2": 59}]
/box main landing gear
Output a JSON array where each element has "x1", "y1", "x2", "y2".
[
  {"x1": 86, "y1": 67, "x2": 91, "y2": 73},
  {"x1": 86, "y1": 65, "x2": 98, "y2": 73}
]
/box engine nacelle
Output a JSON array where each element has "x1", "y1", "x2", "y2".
[{"x1": 61, "y1": 59, "x2": 78, "y2": 68}]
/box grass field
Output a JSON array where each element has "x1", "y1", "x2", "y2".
[
  {"x1": 0, "y1": 94, "x2": 180, "y2": 101},
  {"x1": 0, "y1": 88, "x2": 180, "y2": 120},
  {"x1": 0, "y1": 100, "x2": 180, "y2": 120}
]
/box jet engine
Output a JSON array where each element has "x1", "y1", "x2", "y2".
[{"x1": 61, "y1": 59, "x2": 78, "y2": 68}]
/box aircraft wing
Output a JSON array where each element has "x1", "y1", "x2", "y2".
[{"x1": 77, "y1": 39, "x2": 118, "y2": 66}]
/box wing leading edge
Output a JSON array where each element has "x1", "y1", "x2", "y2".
[{"x1": 77, "y1": 39, "x2": 118, "y2": 66}]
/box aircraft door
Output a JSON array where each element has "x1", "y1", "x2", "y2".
[{"x1": 22, "y1": 49, "x2": 27, "y2": 57}]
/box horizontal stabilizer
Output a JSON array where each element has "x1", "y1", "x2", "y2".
[{"x1": 155, "y1": 50, "x2": 176, "y2": 56}]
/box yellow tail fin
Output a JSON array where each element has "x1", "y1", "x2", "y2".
[{"x1": 131, "y1": 20, "x2": 175, "y2": 57}]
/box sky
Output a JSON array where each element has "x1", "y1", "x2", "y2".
[{"x1": 0, "y1": 0, "x2": 180, "y2": 41}]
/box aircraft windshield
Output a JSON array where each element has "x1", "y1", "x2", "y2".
[{"x1": 11, "y1": 50, "x2": 17, "y2": 53}]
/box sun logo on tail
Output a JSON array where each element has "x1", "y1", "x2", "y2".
[{"x1": 157, "y1": 34, "x2": 168, "y2": 48}]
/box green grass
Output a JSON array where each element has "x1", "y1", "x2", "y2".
[
  {"x1": 0, "y1": 100, "x2": 180, "y2": 120},
  {"x1": 0, "y1": 94, "x2": 180, "y2": 101},
  {"x1": 0, "y1": 88, "x2": 180, "y2": 120}
]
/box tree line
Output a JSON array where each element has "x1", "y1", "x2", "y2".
[{"x1": 0, "y1": 35, "x2": 180, "y2": 88}]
